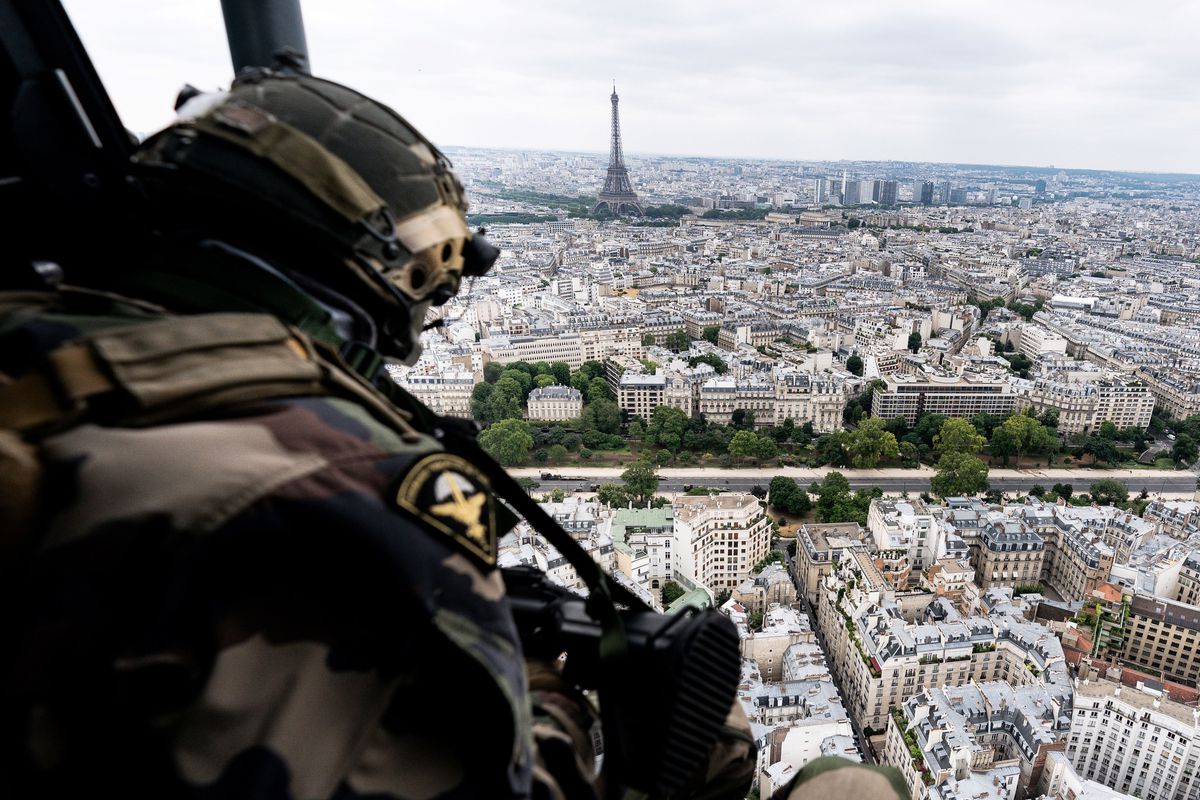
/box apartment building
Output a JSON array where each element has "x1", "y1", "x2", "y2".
[
  {"x1": 884, "y1": 683, "x2": 1068, "y2": 800},
  {"x1": 773, "y1": 370, "x2": 847, "y2": 432},
  {"x1": 1116, "y1": 595, "x2": 1200, "y2": 685},
  {"x1": 817, "y1": 583, "x2": 1070, "y2": 732},
  {"x1": 794, "y1": 522, "x2": 871, "y2": 604},
  {"x1": 697, "y1": 376, "x2": 775, "y2": 427},
  {"x1": 733, "y1": 564, "x2": 798, "y2": 615},
  {"x1": 1068, "y1": 679, "x2": 1200, "y2": 800},
  {"x1": 1040, "y1": 752, "x2": 1136, "y2": 800},
  {"x1": 525, "y1": 385, "x2": 584, "y2": 421},
  {"x1": 1011, "y1": 375, "x2": 1155, "y2": 435},
  {"x1": 673, "y1": 493, "x2": 771, "y2": 591},
  {"x1": 616, "y1": 371, "x2": 693, "y2": 420},
  {"x1": 872, "y1": 374, "x2": 1016, "y2": 426},
  {"x1": 393, "y1": 369, "x2": 474, "y2": 417},
  {"x1": 971, "y1": 520, "x2": 1045, "y2": 590}
]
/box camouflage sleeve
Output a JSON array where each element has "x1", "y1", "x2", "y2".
[
  {"x1": 526, "y1": 659, "x2": 601, "y2": 800},
  {"x1": 774, "y1": 757, "x2": 909, "y2": 800},
  {"x1": 676, "y1": 698, "x2": 757, "y2": 800}
]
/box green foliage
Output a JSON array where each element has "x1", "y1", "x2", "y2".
[
  {"x1": 646, "y1": 405, "x2": 689, "y2": 452},
  {"x1": 1081, "y1": 435, "x2": 1121, "y2": 465},
  {"x1": 1173, "y1": 434, "x2": 1198, "y2": 466},
  {"x1": 846, "y1": 354, "x2": 864, "y2": 376},
  {"x1": 643, "y1": 204, "x2": 690, "y2": 219},
  {"x1": 701, "y1": 325, "x2": 721, "y2": 345},
  {"x1": 534, "y1": 374, "x2": 556, "y2": 389},
  {"x1": 907, "y1": 331, "x2": 923, "y2": 353},
  {"x1": 1052, "y1": 483, "x2": 1073, "y2": 501},
  {"x1": 477, "y1": 419, "x2": 533, "y2": 466},
  {"x1": 466, "y1": 212, "x2": 557, "y2": 225},
  {"x1": 935, "y1": 418, "x2": 985, "y2": 457},
  {"x1": 846, "y1": 418, "x2": 900, "y2": 468},
  {"x1": 581, "y1": 397, "x2": 621, "y2": 434},
  {"x1": 661, "y1": 581, "x2": 686, "y2": 606},
  {"x1": 769, "y1": 476, "x2": 812, "y2": 516},
  {"x1": 754, "y1": 551, "x2": 785, "y2": 572},
  {"x1": 998, "y1": 413, "x2": 1057, "y2": 468},
  {"x1": 931, "y1": 452, "x2": 990, "y2": 498},
  {"x1": 664, "y1": 330, "x2": 691, "y2": 352},
  {"x1": 809, "y1": 472, "x2": 880, "y2": 525},
  {"x1": 1090, "y1": 479, "x2": 1129, "y2": 506},
  {"x1": 597, "y1": 482, "x2": 631, "y2": 507},
  {"x1": 700, "y1": 208, "x2": 769, "y2": 220},
  {"x1": 688, "y1": 352, "x2": 728, "y2": 374},
  {"x1": 621, "y1": 459, "x2": 660, "y2": 507}
]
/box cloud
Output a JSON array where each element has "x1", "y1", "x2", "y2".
[{"x1": 62, "y1": 0, "x2": 1200, "y2": 172}]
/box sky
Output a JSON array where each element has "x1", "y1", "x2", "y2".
[{"x1": 63, "y1": 0, "x2": 1200, "y2": 174}]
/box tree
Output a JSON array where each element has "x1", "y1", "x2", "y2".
[
  {"x1": 935, "y1": 418, "x2": 985, "y2": 457},
  {"x1": 687, "y1": 352, "x2": 728, "y2": 374},
  {"x1": 470, "y1": 381, "x2": 494, "y2": 421},
  {"x1": 647, "y1": 405, "x2": 688, "y2": 452},
  {"x1": 534, "y1": 374, "x2": 556, "y2": 389},
  {"x1": 813, "y1": 431, "x2": 849, "y2": 466},
  {"x1": 1098, "y1": 420, "x2": 1119, "y2": 440},
  {"x1": 729, "y1": 429, "x2": 759, "y2": 463},
  {"x1": 702, "y1": 325, "x2": 721, "y2": 345},
  {"x1": 731, "y1": 409, "x2": 756, "y2": 430},
  {"x1": 846, "y1": 354, "x2": 864, "y2": 376},
  {"x1": 970, "y1": 412, "x2": 1001, "y2": 438},
  {"x1": 998, "y1": 413, "x2": 1048, "y2": 469},
  {"x1": 548, "y1": 488, "x2": 566, "y2": 503},
  {"x1": 769, "y1": 476, "x2": 811, "y2": 516},
  {"x1": 989, "y1": 426, "x2": 1017, "y2": 466},
  {"x1": 547, "y1": 444, "x2": 568, "y2": 462},
  {"x1": 596, "y1": 482, "x2": 630, "y2": 508},
  {"x1": 549, "y1": 361, "x2": 571, "y2": 386},
  {"x1": 483, "y1": 362, "x2": 505, "y2": 383},
  {"x1": 846, "y1": 418, "x2": 900, "y2": 468},
  {"x1": 486, "y1": 386, "x2": 523, "y2": 422},
  {"x1": 586, "y1": 376, "x2": 612, "y2": 404},
  {"x1": 913, "y1": 413, "x2": 948, "y2": 447},
  {"x1": 812, "y1": 472, "x2": 852, "y2": 521},
  {"x1": 477, "y1": 418, "x2": 533, "y2": 466},
  {"x1": 1090, "y1": 479, "x2": 1129, "y2": 506},
  {"x1": 500, "y1": 368, "x2": 533, "y2": 398},
  {"x1": 621, "y1": 459, "x2": 660, "y2": 507},
  {"x1": 665, "y1": 331, "x2": 691, "y2": 352},
  {"x1": 930, "y1": 452, "x2": 990, "y2": 498},
  {"x1": 755, "y1": 435, "x2": 779, "y2": 461},
  {"x1": 1082, "y1": 436, "x2": 1121, "y2": 465},
  {"x1": 1052, "y1": 483, "x2": 1073, "y2": 502},
  {"x1": 1173, "y1": 434, "x2": 1199, "y2": 466},
  {"x1": 661, "y1": 581, "x2": 686, "y2": 607},
  {"x1": 642, "y1": 333, "x2": 656, "y2": 347},
  {"x1": 907, "y1": 331, "x2": 923, "y2": 353},
  {"x1": 581, "y1": 397, "x2": 621, "y2": 434}
]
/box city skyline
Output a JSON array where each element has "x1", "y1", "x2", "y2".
[{"x1": 64, "y1": 0, "x2": 1200, "y2": 175}]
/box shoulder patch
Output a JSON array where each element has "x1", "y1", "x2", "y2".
[{"x1": 394, "y1": 453, "x2": 497, "y2": 569}]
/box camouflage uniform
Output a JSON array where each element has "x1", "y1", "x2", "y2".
[
  {"x1": 0, "y1": 287, "x2": 759, "y2": 799},
  {"x1": 0, "y1": 289, "x2": 543, "y2": 797}
]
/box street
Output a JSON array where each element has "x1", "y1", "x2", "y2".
[{"x1": 513, "y1": 466, "x2": 1197, "y2": 497}]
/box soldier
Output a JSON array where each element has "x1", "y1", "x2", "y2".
[{"x1": 0, "y1": 70, "x2": 759, "y2": 799}]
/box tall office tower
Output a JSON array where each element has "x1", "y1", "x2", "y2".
[
  {"x1": 842, "y1": 180, "x2": 860, "y2": 205},
  {"x1": 813, "y1": 177, "x2": 827, "y2": 204},
  {"x1": 879, "y1": 180, "x2": 898, "y2": 206},
  {"x1": 914, "y1": 180, "x2": 934, "y2": 205},
  {"x1": 590, "y1": 83, "x2": 644, "y2": 216},
  {"x1": 858, "y1": 179, "x2": 875, "y2": 204},
  {"x1": 939, "y1": 180, "x2": 951, "y2": 204},
  {"x1": 986, "y1": 187, "x2": 997, "y2": 205},
  {"x1": 1035, "y1": 178, "x2": 1047, "y2": 193},
  {"x1": 840, "y1": 170, "x2": 848, "y2": 201}
]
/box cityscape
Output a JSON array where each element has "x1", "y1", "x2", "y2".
[{"x1": 391, "y1": 84, "x2": 1200, "y2": 800}]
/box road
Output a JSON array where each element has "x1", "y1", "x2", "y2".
[{"x1": 511, "y1": 466, "x2": 1197, "y2": 496}]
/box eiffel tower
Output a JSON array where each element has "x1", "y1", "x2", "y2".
[{"x1": 591, "y1": 83, "x2": 643, "y2": 216}]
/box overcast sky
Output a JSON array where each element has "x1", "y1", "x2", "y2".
[{"x1": 63, "y1": 1, "x2": 1200, "y2": 174}]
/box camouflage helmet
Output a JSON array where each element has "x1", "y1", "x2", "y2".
[{"x1": 131, "y1": 71, "x2": 497, "y2": 359}]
